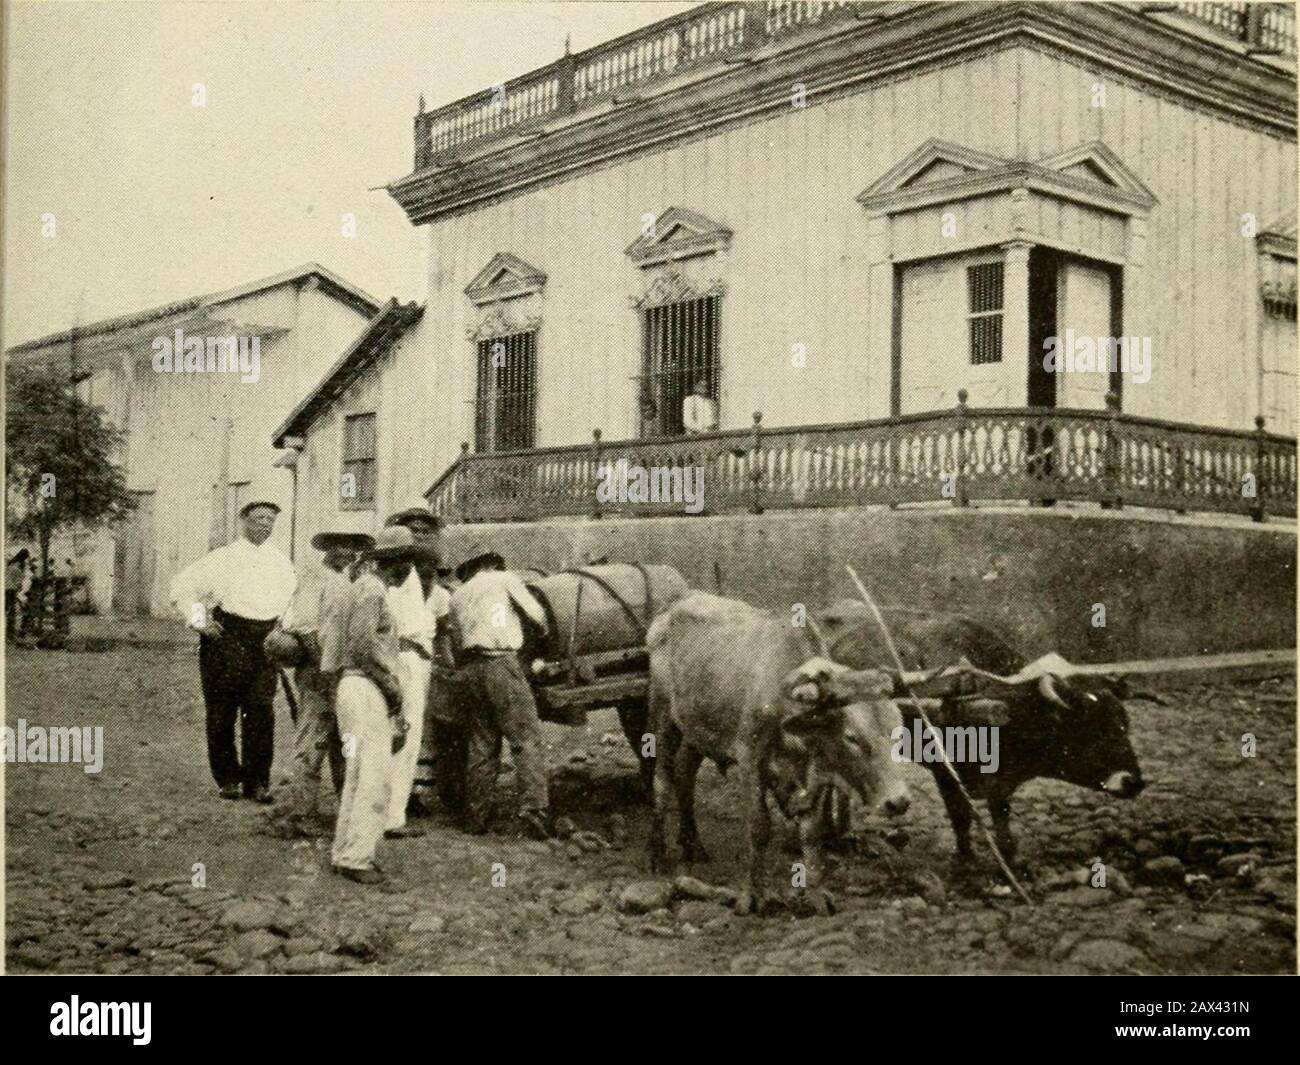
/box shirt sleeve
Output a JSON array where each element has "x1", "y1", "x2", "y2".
[
  {"x1": 280, "y1": 575, "x2": 312, "y2": 633},
  {"x1": 169, "y1": 549, "x2": 220, "y2": 627},
  {"x1": 505, "y1": 573, "x2": 547, "y2": 629},
  {"x1": 274, "y1": 556, "x2": 298, "y2": 620},
  {"x1": 431, "y1": 585, "x2": 452, "y2": 620}
]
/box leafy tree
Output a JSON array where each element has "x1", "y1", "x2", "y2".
[{"x1": 5, "y1": 366, "x2": 134, "y2": 581}]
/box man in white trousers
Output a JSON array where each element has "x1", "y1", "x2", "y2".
[
  {"x1": 382, "y1": 499, "x2": 451, "y2": 838},
  {"x1": 319, "y1": 527, "x2": 415, "y2": 885}
]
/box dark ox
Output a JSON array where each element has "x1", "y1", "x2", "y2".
[
  {"x1": 647, "y1": 592, "x2": 910, "y2": 914},
  {"x1": 817, "y1": 601, "x2": 1146, "y2": 868}
]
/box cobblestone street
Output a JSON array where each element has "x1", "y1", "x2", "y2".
[{"x1": 5, "y1": 638, "x2": 1295, "y2": 975}]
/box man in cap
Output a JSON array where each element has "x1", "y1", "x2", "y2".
[
  {"x1": 382, "y1": 498, "x2": 453, "y2": 836},
  {"x1": 266, "y1": 531, "x2": 373, "y2": 837},
  {"x1": 170, "y1": 495, "x2": 296, "y2": 803},
  {"x1": 320, "y1": 526, "x2": 416, "y2": 885},
  {"x1": 449, "y1": 548, "x2": 552, "y2": 839}
]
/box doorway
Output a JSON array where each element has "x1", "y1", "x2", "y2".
[
  {"x1": 113, "y1": 490, "x2": 156, "y2": 616},
  {"x1": 1027, "y1": 248, "x2": 1124, "y2": 410}
]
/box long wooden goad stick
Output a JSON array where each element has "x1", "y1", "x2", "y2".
[{"x1": 844, "y1": 563, "x2": 1034, "y2": 906}]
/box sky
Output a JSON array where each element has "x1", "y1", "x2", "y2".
[{"x1": 2, "y1": 0, "x2": 695, "y2": 346}]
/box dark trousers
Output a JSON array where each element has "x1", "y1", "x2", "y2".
[
  {"x1": 460, "y1": 653, "x2": 549, "y2": 827},
  {"x1": 199, "y1": 610, "x2": 277, "y2": 792}
]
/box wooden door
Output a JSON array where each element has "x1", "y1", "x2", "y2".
[{"x1": 112, "y1": 490, "x2": 156, "y2": 616}]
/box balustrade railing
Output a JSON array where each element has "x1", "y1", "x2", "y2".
[
  {"x1": 426, "y1": 398, "x2": 1297, "y2": 524},
  {"x1": 1175, "y1": 2, "x2": 1296, "y2": 55},
  {"x1": 412, "y1": 2, "x2": 1293, "y2": 166},
  {"x1": 415, "y1": 2, "x2": 863, "y2": 166}
]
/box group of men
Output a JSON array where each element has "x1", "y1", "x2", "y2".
[{"x1": 169, "y1": 494, "x2": 555, "y2": 886}]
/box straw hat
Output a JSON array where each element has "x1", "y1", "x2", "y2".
[
  {"x1": 367, "y1": 526, "x2": 423, "y2": 562},
  {"x1": 385, "y1": 496, "x2": 441, "y2": 529},
  {"x1": 310, "y1": 531, "x2": 374, "y2": 552}
]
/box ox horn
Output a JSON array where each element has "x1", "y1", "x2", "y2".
[
  {"x1": 1124, "y1": 689, "x2": 1169, "y2": 706},
  {"x1": 1038, "y1": 673, "x2": 1071, "y2": 710},
  {"x1": 805, "y1": 615, "x2": 831, "y2": 658}
]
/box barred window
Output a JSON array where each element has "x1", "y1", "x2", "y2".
[
  {"x1": 640, "y1": 295, "x2": 720, "y2": 437},
  {"x1": 968, "y1": 262, "x2": 1004, "y2": 365},
  {"x1": 476, "y1": 331, "x2": 537, "y2": 452},
  {"x1": 342, "y1": 412, "x2": 377, "y2": 507}
]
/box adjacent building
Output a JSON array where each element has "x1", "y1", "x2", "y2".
[{"x1": 7, "y1": 265, "x2": 380, "y2": 615}]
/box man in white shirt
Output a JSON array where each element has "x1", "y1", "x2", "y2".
[
  {"x1": 381, "y1": 500, "x2": 453, "y2": 837},
  {"x1": 682, "y1": 377, "x2": 718, "y2": 435},
  {"x1": 169, "y1": 498, "x2": 296, "y2": 802},
  {"x1": 449, "y1": 549, "x2": 552, "y2": 839}
]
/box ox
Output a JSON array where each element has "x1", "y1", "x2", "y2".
[
  {"x1": 646, "y1": 592, "x2": 911, "y2": 915},
  {"x1": 817, "y1": 601, "x2": 1147, "y2": 872}
]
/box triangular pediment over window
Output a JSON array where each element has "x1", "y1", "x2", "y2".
[
  {"x1": 464, "y1": 252, "x2": 547, "y2": 305},
  {"x1": 626, "y1": 206, "x2": 732, "y2": 267},
  {"x1": 858, "y1": 139, "x2": 1156, "y2": 217},
  {"x1": 1036, "y1": 142, "x2": 1156, "y2": 202},
  {"x1": 865, "y1": 140, "x2": 1010, "y2": 198}
]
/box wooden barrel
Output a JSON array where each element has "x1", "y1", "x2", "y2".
[{"x1": 524, "y1": 563, "x2": 687, "y2": 660}]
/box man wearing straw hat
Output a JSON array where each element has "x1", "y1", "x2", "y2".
[
  {"x1": 450, "y1": 547, "x2": 552, "y2": 840},
  {"x1": 321, "y1": 526, "x2": 417, "y2": 885},
  {"x1": 169, "y1": 492, "x2": 296, "y2": 803},
  {"x1": 382, "y1": 498, "x2": 453, "y2": 837},
  {"x1": 265, "y1": 530, "x2": 373, "y2": 837}
]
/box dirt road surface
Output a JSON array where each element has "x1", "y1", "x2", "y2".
[{"x1": 5, "y1": 634, "x2": 1295, "y2": 974}]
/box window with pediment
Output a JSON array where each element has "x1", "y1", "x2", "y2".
[
  {"x1": 465, "y1": 253, "x2": 545, "y2": 452},
  {"x1": 628, "y1": 209, "x2": 730, "y2": 437}
]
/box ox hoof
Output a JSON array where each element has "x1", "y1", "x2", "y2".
[
  {"x1": 734, "y1": 890, "x2": 783, "y2": 917},
  {"x1": 794, "y1": 889, "x2": 836, "y2": 917}
]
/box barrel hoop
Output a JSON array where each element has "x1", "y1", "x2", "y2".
[
  {"x1": 562, "y1": 567, "x2": 650, "y2": 640},
  {"x1": 632, "y1": 560, "x2": 654, "y2": 629}
]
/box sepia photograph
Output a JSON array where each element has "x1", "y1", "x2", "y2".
[{"x1": 1, "y1": 0, "x2": 1296, "y2": 994}]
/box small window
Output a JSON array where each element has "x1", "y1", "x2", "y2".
[
  {"x1": 475, "y1": 332, "x2": 537, "y2": 452},
  {"x1": 968, "y1": 262, "x2": 1004, "y2": 365},
  {"x1": 342, "y1": 412, "x2": 377, "y2": 508}
]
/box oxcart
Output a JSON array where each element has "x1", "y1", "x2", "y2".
[
  {"x1": 520, "y1": 563, "x2": 687, "y2": 786},
  {"x1": 417, "y1": 562, "x2": 688, "y2": 792}
]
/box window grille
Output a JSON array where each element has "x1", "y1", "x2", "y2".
[
  {"x1": 640, "y1": 295, "x2": 720, "y2": 436},
  {"x1": 475, "y1": 331, "x2": 538, "y2": 452},
  {"x1": 968, "y1": 262, "x2": 1004, "y2": 366}
]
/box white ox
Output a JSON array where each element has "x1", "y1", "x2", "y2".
[{"x1": 646, "y1": 592, "x2": 911, "y2": 915}]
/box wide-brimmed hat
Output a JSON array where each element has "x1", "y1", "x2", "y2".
[
  {"x1": 239, "y1": 498, "x2": 281, "y2": 518},
  {"x1": 385, "y1": 496, "x2": 442, "y2": 530},
  {"x1": 454, "y1": 547, "x2": 506, "y2": 583},
  {"x1": 366, "y1": 526, "x2": 423, "y2": 562},
  {"x1": 310, "y1": 531, "x2": 374, "y2": 552}
]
